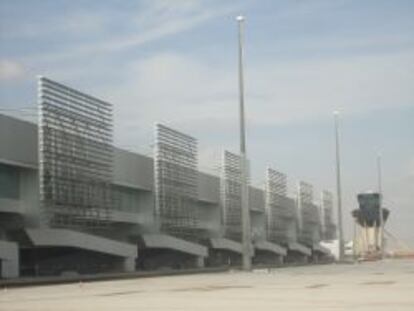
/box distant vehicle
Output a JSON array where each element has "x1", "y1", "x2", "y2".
[
  {"x1": 344, "y1": 241, "x2": 353, "y2": 257},
  {"x1": 320, "y1": 239, "x2": 354, "y2": 260}
]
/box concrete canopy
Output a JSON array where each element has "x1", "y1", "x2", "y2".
[
  {"x1": 210, "y1": 238, "x2": 247, "y2": 255},
  {"x1": 288, "y1": 242, "x2": 311, "y2": 256},
  {"x1": 255, "y1": 240, "x2": 287, "y2": 256},
  {"x1": 25, "y1": 229, "x2": 137, "y2": 259},
  {"x1": 142, "y1": 234, "x2": 208, "y2": 257},
  {"x1": 312, "y1": 243, "x2": 331, "y2": 255}
]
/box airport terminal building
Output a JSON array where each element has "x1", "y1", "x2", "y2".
[{"x1": 0, "y1": 77, "x2": 336, "y2": 278}]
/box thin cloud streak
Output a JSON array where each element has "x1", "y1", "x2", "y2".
[{"x1": 14, "y1": 3, "x2": 238, "y2": 64}]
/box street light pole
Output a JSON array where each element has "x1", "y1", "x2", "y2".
[
  {"x1": 334, "y1": 111, "x2": 345, "y2": 261},
  {"x1": 377, "y1": 154, "x2": 384, "y2": 258},
  {"x1": 237, "y1": 15, "x2": 251, "y2": 271}
]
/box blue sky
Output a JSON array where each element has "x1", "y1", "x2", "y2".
[{"x1": 1, "y1": 0, "x2": 413, "y2": 245}]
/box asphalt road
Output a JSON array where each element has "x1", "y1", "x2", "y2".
[{"x1": 1, "y1": 259, "x2": 413, "y2": 310}]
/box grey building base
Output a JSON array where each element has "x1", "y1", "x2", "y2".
[
  {"x1": 25, "y1": 229, "x2": 137, "y2": 272},
  {"x1": 0, "y1": 240, "x2": 19, "y2": 278}
]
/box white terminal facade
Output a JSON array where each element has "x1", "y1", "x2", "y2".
[{"x1": 0, "y1": 77, "x2": 336, "y2": 278}]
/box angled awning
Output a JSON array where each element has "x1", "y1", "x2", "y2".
[
  {"x1": 312, "y1": 243, "x2": 331, "y2": 255},
  {"x1": 209, "y1": 238, "x2": 255, "y2": 256},
  {"x1": 255, "y1": 240, "x2": 287, "y2": 256},
  {"x1": 288, "y1": 242, "x2": 311, "y2": 256},
  {"x1": 142, "y1": 234, "x2": 208, "y2": 257},
  {"x1": 26, "y1": 229, "x2": 137, "y2": 259},
  {"x1": 0, "y1": 199, "x2": 24, "y2": 215},
  {"x1": 110, "y1": 210, "x2": 149, "y2": 225}
]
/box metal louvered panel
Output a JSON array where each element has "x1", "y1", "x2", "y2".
[
  {"x1": 265, "y1": 168, "x2": 295, "y2": 244},
  {"x1": 220, "y1": 150, "x2": 250, "y2": 242},
  {"x1": 38, "y1": 76, "x2": 113, "y2": 229},
  {"x1": 266, "y1": 168, "x2": 287, "y2": 197},
  {"x1": 322, "y1": 190, "x2": 337, "y2": 240},
  {"x1": 298, "y1": 181, "x2": 313, "y2": 205},
  {"x1": 154, "y1": 123, "x2": 199, "y2": 240},
  {"x1": 297, "y1": 181, "x2": 321, "y2": 245}
]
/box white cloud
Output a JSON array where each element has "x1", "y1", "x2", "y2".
[
  {"x1": 96, "y1": 49, "x2": 414, "y2": 138},
  {"x1": 246, "y1": 50, "x2": 414, "y2": 125},
  {"x1": 0, "y1": 60, "x2": 25, "y2": 81},
  {"x1": 84, "y1": 49, "x2": 414, "y2": 177},
  {"x1": 92, "y1": 52, "x2": 237, "y2": 156}
]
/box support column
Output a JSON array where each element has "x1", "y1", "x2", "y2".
[
  {"x1": 196, "y1": 256, "x2": 205, "y2": 268},
  {"x1": 0, "y1": 241, "x2": 19, "y2": 278},
  {"x1": 122, "y1": 256, "x2": 136, "y2": 273}
]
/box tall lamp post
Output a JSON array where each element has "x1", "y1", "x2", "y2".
[
  {"x1": 237, "y1": 15, "x2": 251, "y2": 271},
  {"x1": 334, "y1": 111, "x2": 345, "y2": 261},
  {"x1": 377, "y1": 154, "x2": 384, "y2": 258}
]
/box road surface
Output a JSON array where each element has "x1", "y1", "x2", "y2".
[{"x1": 1, "y1": 259, "x2": 413, "y2": 310}]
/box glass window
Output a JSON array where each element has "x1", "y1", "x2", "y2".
[{"x1": 0, "y1": 163, "x2": 20, "y2": 199}]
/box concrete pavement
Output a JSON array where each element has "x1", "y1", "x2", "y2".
[{"x1": 1, "y1": 259, "x2": 413, "y2": 310}]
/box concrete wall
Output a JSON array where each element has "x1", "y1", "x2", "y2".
[
  {"x1": 19, "y1": 168, "x2": 41, "y2": 228},
  {"x1": 198, "y1": 173, "x2": 220, "y2": 203},
  {"x1": 249, "y1": 187, "x2": 264, "y2": 212},
  {"x1": 114, "y1": 149, "x2": 154, "y2": 191},
  {"x1": 0, "y1": 114, "x2": 37, "y2": 168}
]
